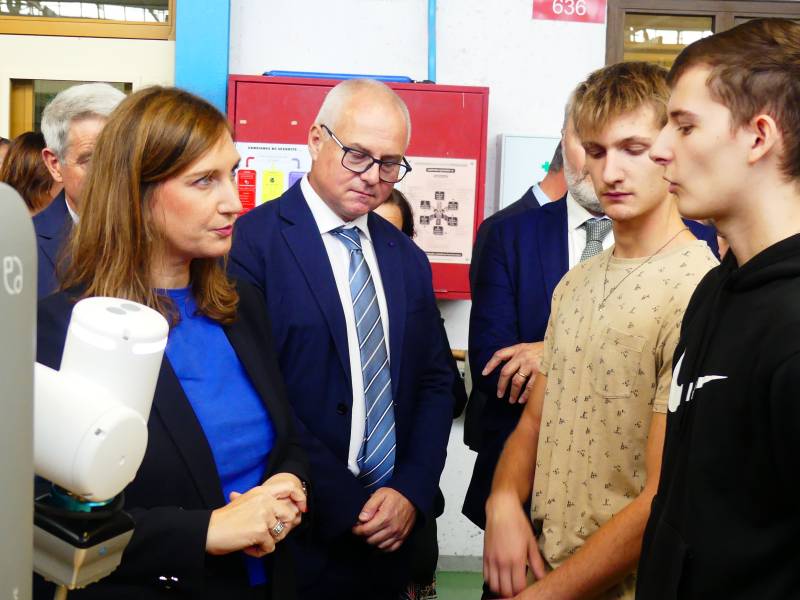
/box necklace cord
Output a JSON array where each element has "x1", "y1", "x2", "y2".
[{"x1": 600, "y1": 227, "x2": 690, "y2": 307}]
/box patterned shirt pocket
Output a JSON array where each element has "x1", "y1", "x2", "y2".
[{"x1": 591, "y1": 326, "x2": 646, "y2": 398}]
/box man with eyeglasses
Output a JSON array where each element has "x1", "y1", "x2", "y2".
[
  {"x1": 229, "y1": 78, "x2": 455, "y2": 600},
  {"x1": 34, "y1": 82, "x2": 125, "y2": 298}
]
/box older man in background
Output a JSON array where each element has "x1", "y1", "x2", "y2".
[{"x1": 34, "y1": 82, "x2": 125, "y2": 298}]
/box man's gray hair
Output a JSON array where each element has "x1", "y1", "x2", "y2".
[
  {"x1": 314, "y1": 79, "x2": 412, "y2": 146},
  {"x1": 41, "y1": 83, "x2": 126, "y2": 159},
  {"x1": 548, "y1": 141, "x2": 563, "y2": 173},
  {"x1": 563, "y1": 89, "x2": 578, "y2": 132}
]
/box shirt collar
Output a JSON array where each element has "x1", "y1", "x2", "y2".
[
  {"x1": 531, "y1": 182, "x2": 550, "y2": 207},
  {"x1": 65, "y1": 196, "x2": 79, "y2": 224},
  {"x1": 566, "y1": 192, "x2": 608, "y2": 232},
  {"x1": 300, "y1": 175, "x2": 371, "y2": 241}
]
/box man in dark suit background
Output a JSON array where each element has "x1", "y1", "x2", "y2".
[
  {"x1": 229, "y1": 79, "x2": 454, "y2": 600},
  {"x1": 468, "y1": 142, "x2": 566, "y2": 292},
  {"x1": 34, "y1": 82, "x2": 124, "y2": 298},
  {"x1": 464, "y1": 142, "x2": 566, "y2": 452}
]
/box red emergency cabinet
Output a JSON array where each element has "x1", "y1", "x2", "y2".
[{"x1": 227, "y1": 75, "x2": 489, "y2": 300}]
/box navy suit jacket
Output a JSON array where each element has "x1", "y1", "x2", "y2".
[
  {"x1": 464, "y1": 186, "x2": 542, "y2": 452},
  {"x1": 462, "y1": 198, "x2": 719, "y2": 528},
  {"x1": 33, "y1": 190, "x2": 71, "y2": 299},
  {"x1": 469, "y1": 186, "x2": 541, "y2": 290},
  {"x1": 35, "y1": 281, "x2": 308, "y2": 600},
  {"x1": 228, "y1": 182, "x2": 454, "y2": 592}
]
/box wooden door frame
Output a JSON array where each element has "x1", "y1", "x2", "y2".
[{"x1": 606, "y1": 0, "x2": 800, "y2": 63}]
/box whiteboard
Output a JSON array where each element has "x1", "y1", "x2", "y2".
[{"x1": 496, "y1": 134, "x2": 560, "y2": 210}]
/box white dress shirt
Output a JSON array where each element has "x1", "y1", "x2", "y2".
[
  {"x1": 565, "y1": 192, "x2": 614, "y2": 269},
  {"x1": 300, "y1": 176, "x2": 391, "y2": 476},
  {"x1": 531, "y1": 182, "x2": 551, "y2": 207},
  {"x1": 66, "y1": 198, "x2": 79, "y2": 223}
]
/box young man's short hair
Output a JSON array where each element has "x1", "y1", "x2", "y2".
[
  {"x1": 669, "y1": 18, "x2": 800, "y2": 182},
  {"x1": 572, "y1": 62, "x2": 670, "y2": 140}
]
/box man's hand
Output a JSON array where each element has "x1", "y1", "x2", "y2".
[
  {"x1": 482, "y1": 342, "x2": 544, "y2": 403},
  {"x1": 484, "y1": 491, "x2": 547, "y2": 599},
  {"x1": 351, "y1": 487, "x2": 417, "y2": 552}
]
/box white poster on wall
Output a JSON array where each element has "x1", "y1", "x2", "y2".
[
  {"x1": 235, "y1": 142, "x2": 312, "y2": 212},
  {"x1": 396, "y1": 157, "x2": 477, "y2": 265}
]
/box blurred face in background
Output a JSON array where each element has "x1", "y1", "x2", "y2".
[
  {"x1": 374, "y1": 202, "x2": 404, "y2": 231},
  {"x1": 562, "y1": 118, "x2": 602, "y2": 214},
  {"x1": 42, "y1": 116, "x2": 106, "y2": 212}
]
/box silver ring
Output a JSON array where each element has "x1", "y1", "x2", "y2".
[
  {"x1": 514, "y1": 371, "x2": 529, "y2": 379},
  {"x1": 271, "y1": 521, "x2": 285, "y2": 537}
]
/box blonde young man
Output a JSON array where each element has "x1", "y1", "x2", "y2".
[
  {"x1": 482, "y1": 62, "x2": 718, "y2": 600},
  {"x1": 639, "y1": 18, "x2": 800, "y2": 599}
]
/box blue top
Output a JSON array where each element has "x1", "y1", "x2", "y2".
[{"x1": 164, "y1": 288, "x2": 275, "y2": 586}]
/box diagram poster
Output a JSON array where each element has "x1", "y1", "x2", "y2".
[
  {"x1": 235, "y1": 142, "x2": 312, "y2": 213},
  {"x1": 396, "y1": 157, "x2": 477, "y2": 265}
]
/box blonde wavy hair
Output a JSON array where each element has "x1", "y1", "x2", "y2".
[{"x1": 572, "y1": 61, "x2": 670, "y2": 141}]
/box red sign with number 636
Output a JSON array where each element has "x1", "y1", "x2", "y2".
[{"x1": 533, "y1": 0, "x2": 606, "y2": 23}]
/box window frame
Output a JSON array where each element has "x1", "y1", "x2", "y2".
[
  {"x1": 0, "y1": 0, "x2": 175, "y2": 40},
  {"x1": 606, "y1": 0, "x2": 800, "y2": 64}
]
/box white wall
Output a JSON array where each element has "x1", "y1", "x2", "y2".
[
  {"x1": 0, "y1": 35, "x2": 175, "y2": 138},
  {"x1": 231, "y1": 0, "x2": 606, "y2": 563}
]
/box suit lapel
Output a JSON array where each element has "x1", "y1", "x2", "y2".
[
  {"x1": 538, "y1": 198, "x2": 570, "y2": 301},
  {"x1": 40, "y1": 236, "x2": 62, "y2": 273},
  {"x1": 370, "y1": 215, "x2": 405, "y2": 398},
  {"x1": 280, "y1": 187, "x2": 351, "y2": 386},
  {"x1": 151, "y1": 359, "x2": 225, "y2": 508},
  {"x1": 37, "y1": 193, "x2": 71, "y2": 269}
]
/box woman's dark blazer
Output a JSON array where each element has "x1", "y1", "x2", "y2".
[{"x1": 34, "y1": 280, "x2": 308, "y2": 600}]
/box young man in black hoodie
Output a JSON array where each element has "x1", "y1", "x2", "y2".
[{"x1": 639, "y1": 18, "x2": 800, "y2": 600}]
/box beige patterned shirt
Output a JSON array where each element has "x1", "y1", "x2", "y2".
[{"x1": 533, "y1": 240, "x2": 718, "y2": 599}]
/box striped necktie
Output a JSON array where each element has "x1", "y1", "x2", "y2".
[
  {"x1": 331, "y1": 226, "x2": 396, "y2": 489},
  {"x1": 580, "y1": 217, "x2": 612, "y2": 262}
]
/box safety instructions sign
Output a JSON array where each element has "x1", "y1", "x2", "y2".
[
  {"x1": 396, "y1": 157, "x2": 477, "y2": 265},
  {"x1": 235, "y1": 142, "x2": 312, "y2": 213}
]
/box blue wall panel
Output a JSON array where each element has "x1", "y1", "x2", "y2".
[{"x1": 175, "y1": 0, "x2": 230, "y2": 112}]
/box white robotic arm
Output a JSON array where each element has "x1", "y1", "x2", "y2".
[
  {"x1": 35, "y1": 296, "x2": 167, "y2": 501},
  {"x1": 33, "y1": 297, "x2": 168, "y2": 593},
  {"x1": 0, "y1": 183, "x2": 169, "y2": 598}
]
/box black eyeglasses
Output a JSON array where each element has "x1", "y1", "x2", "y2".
[{"x1": 321, "y1": 124, "x2": 412, "y2": 183}]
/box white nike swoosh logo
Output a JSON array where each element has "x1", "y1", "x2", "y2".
[
  {"x1": 695, "y1": 375, "x2": 728, "y2": 389},
  {"x1": 668, "y1": 352, "x2": 728, "y2": 413},
  {"x1": 668, "y1": 353, "x2": 686, "y2": 413}
]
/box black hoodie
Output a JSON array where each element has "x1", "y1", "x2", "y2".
[{"x1": 637, "y1": 233, "x2": 800, "y2": 599}]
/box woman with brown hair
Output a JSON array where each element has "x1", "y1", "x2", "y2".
[
  {"x1": 0, "y1": 131, "x2": 60, "y2": 214},
  {"x1": 0, "y1": 136, "x2": 9, "y2": 165},
  {"x1": 35, "y1": 86, "x2": 308, "y2": 600}
]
